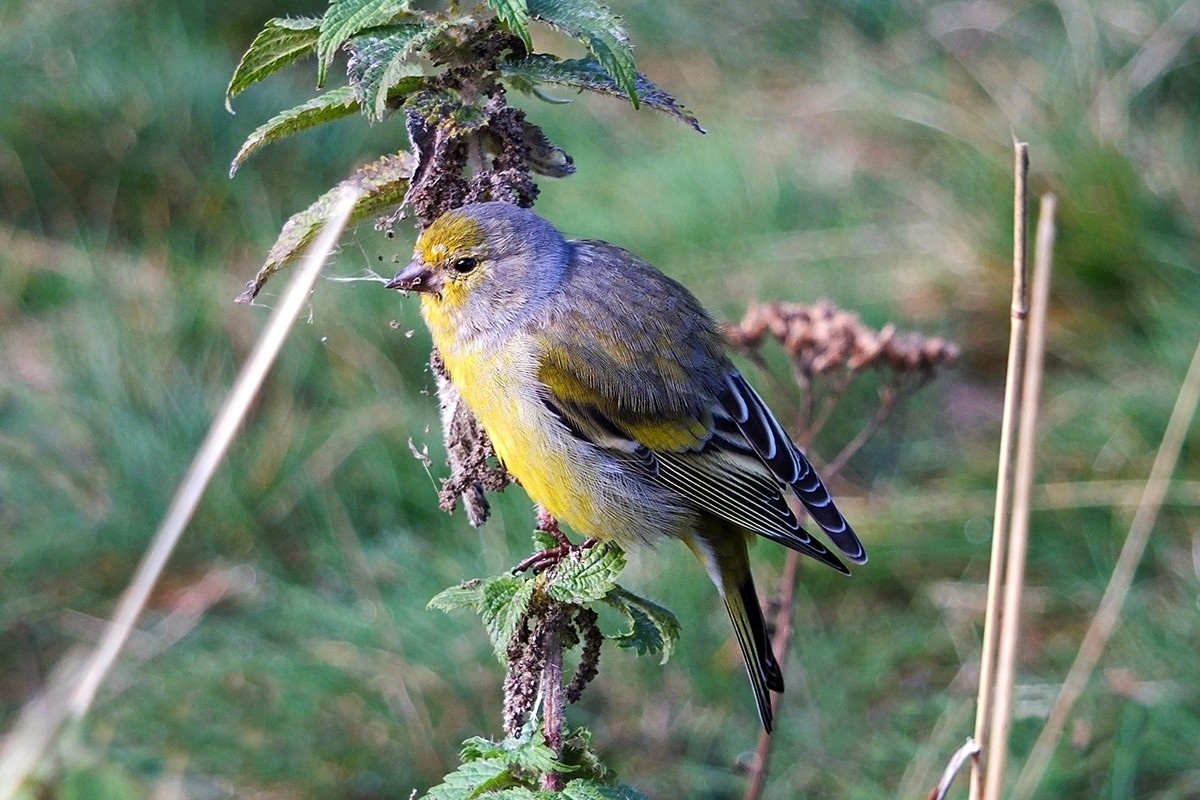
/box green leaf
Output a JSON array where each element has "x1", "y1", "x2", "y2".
[
  {"x1": 526, "y1": 0, "x2": 637, "y2": 104},
  {"x1": 345, "y1": 24, "x2": 430, "y2": 120},
  {"x1": 545, "y1": 543, "x2": 625, "y2": 605},
  {"x1": 428, "y1": 579, "x2": 485, "y2": 612},
  {"x1": 459, "y1": 736, "x2": 507, "y2": 762},
  {"x1": 450, "y1": 101, "x2": 489, "y2": 133},
  {"x1": 560, "y1": 780, "x2": 650, "y2": 800},
  {"x1": 421, "y1": 758, "x2": 516, "y2": 800},
  {"x1": 460, "y1": 729, "x2": 568, "y2": 777},
  {"x1": 474, "y1": 789, "x2": 543, "y2": 800},
  {"x1": 317, "y1": 0, "x2": 411, "y2": 87},
  {"x1": 229, "y1": 86, "x2": 360, "y2": 177},
  {"x1": 429, "y1": 575, "x2": 536, "y2": 659},
  {"x1": 559, "y1": 728, "x2": 611, "y2": 784},
  {"x1": 602, "y1": 586, "x2": 680, "y2": 664},
  {"x1": 235, "y1": 151, "x2": 415, "y2": 303},
  {"x1": 499, "y1": 54, "x2": 703, "y2": 132},
  {"x1": 504, "y1": 733, "x2": 565, "y2": 775},
  {"x1": 227, "y1": 17, "x2": 321, "y2": 110},
  {"x1": 486, "y1": 0, "x2": 532, "y2": 51},
  {"x1": 481, "y1": 576, "x2": 536, "y2": 659}
]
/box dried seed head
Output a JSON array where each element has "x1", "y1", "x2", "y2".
[
  {"x1": 502, "y1": 616, "x2": 540, "y2": 737},
  {"x1": 565, "y1": 608, "x2": 603, "y2": 704},
  {"x1": 724, "y1": 300, "x2": 959, "y2": 378}
]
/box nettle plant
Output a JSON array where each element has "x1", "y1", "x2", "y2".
[
  {"x1": 227, "y1": 1, "x2": 958, "y2": 796},
  {"x1": 227, "y1": 0, "x2": 700, "y2": 302},
  {"x1": 228, "y1": 0, "x2": 699, "y2": 796}
]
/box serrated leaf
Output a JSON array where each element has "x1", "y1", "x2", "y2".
[
  {"x1": 526, "y1": 0, "x2": 637, "y2": 105},
  {"x1": 479, "y1": 576, "x2": 525, "y2": 616},
  {"x1": 236, "y1": 151, "x2": 415, "y2": 303},
  {"x1": 230, "y1": 86, "x2": 360, "y2": 177},
  {"x1": 318, "y1": 0, "x2": 411, "y2": 87},
  {"x1": 459, "y1": 736, "x2": 509, "y2": 764},
  {"x1": 481, "y1": 577, "x2": 536, "y2": 659},
  {"x1": 429, "y1": 579, "x2": 486, "y2": 612},
  {"x1": 474, "y1": 789, "x2": 542, "y2": 800},
  {"x1": 559, "y1": 728, "x2": 611, "y2": 784},
  {"x1": 560, "y1": 780, "x2": 650, "y2": 800},
  {"x1": 486, "y1": 0, "x2": 531, "y2": 51},
  {"x1": 545, "y1": 543, "x2": 625, "y2": 605},
  {"x1": 421, "y1": 758, "x2": 515, "y2": 800},
  {"x1": 499, "y1": 54, "x2": 703, "y2": 132},
  {"x1": 461, "y1": 730, "x2": 567, "y2": 777},
  {"x1": 226, "y1": 17, "x2": 321, "y2": 111},
  {"x1": 505, "y1": 734, "x2": 565, "y2": 775},
  {"x1": 345, "y1": 23, "x2": 430, "y2": 120},
  {"x1": 602, "y1": 586, "x2": 679, "y2": 664},
  {"x1": 611, "y1": 603, "x2": 663, "y2": 658}
]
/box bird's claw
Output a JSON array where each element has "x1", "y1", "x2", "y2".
[{"x1": 512, "y1": 536, "x2": 599, "y2": 574}]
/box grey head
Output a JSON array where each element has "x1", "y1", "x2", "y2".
[{"x1": 386, "y1": 202, "x2": 571, "y2": 340}]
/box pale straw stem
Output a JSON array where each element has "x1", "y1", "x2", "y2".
[
  {"x1": 0, "y1": 187, "x2": 361, "y2": 800},
  {"x1": 982, "y1": 192, "x2": 1056, "y2": 800},
  {"x1": 969, "y1": 140, "x2": 1030, "y2": 800}
]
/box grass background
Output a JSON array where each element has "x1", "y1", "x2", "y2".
[{"x1": 1, "y1": 0, "x2": 1198, "y2": 797}]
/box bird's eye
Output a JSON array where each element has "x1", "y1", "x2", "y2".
[{"x1": 452, "y1": 257, "x2": 478, "y2": 274}]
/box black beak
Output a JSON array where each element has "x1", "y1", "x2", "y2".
[{"x1": 385, "y1": 260, "x2": 440, "y2": 293}]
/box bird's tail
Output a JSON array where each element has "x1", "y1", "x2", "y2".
[{"x1": 685, "y1": 523, "x2": 784, "y2": 733}]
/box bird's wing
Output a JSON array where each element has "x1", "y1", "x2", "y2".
[
  {"x1": 715, "y1": 371, "x2": 867, "y2": 564},
  {"x1": 533, "y1": 242, "x2": 864, "y2": 570},
  {"x1": 541, "y1": 384, "x2": 854, "y2": 574}
]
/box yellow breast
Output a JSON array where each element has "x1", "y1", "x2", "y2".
[{"x1": 429, "y1": 317, "x2": 602, "y2": 535}]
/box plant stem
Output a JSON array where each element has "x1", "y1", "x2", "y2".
[
  {"x1": 969, "y1": 140, "x2": 1030, "y2": 800},
  {"x1": 745, "y1": 373, "x2": 913, "y2": 800},
  {"x1": 466, "y1": 132, "x2": 488, "y2": 177},
  {"x1": 540, "y1": 605, "x2": 566, "y2": 791},
  {"x1": 824, "y1": 383, "x2": 899, "y2": 477},
  {"x1": 745, "y1": 433, "x2": 850, "y2": 800},
  {"x1": 982, "y1": 190, "x2": 1053, "y2": 800},
  {"x1": 0, "y1": 190, "x2": 361, "y2": 800},
  {"x1": 809, "y1": 370, "x2": 855, "y2": 438}
]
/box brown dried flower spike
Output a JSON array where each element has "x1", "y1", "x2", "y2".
[
  {"x1": 724, "y1": 300, "x2": 960, "y2": 379},
  {"x1": 723, "y1": 300, "x2": 959, "y2": 473}
]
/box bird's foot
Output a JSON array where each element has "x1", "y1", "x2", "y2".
[
  {"x1": 512, "y1": 532, "x2": 599, "y2": 574},
  {"x1": 534, "y1": 507, "x2": 573, "y2": 547}
]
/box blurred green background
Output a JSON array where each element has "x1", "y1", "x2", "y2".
[{"x1": 2, "y1": 0, "x2": 1198, "y2": 797}]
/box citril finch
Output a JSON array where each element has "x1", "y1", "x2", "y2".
[{"x1": 386, "y1": 202, "x2": 866, "y2": 732}]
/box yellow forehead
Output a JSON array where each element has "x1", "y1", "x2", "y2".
[{"x1": 416, "y1": 214, "x2": 485, "y2": 263}]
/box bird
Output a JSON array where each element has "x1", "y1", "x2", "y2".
[{"x1": 385, "y1": 201, "x2": 866, "y2": 732}]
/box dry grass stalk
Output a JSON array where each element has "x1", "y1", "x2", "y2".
[
  {"x1": 0, "y1": 189, "x2": 361, "y2": 800},
  {"x1": 982, "y1": 192, "x2": 1056, "y2": 800},
  {"x1": 1011, "y1": 336, "x2": 1200, "y2": 800},
  {"x1": 968, "y1": 140, "x2": 1030, "y2": 800},
  {"x1": 930, "y1": 739, "x2": 983, "y2": 800}
]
